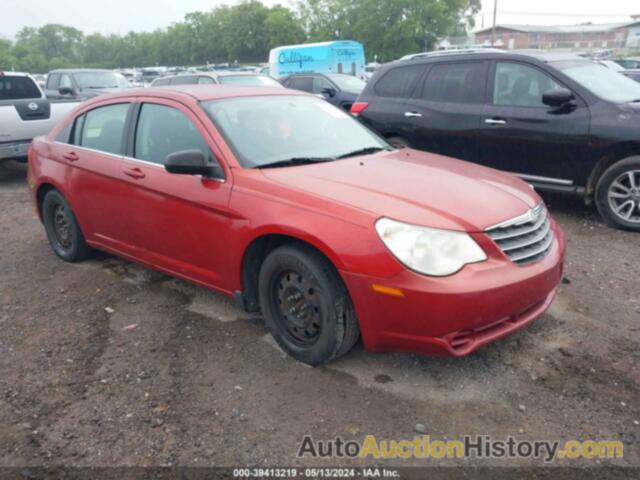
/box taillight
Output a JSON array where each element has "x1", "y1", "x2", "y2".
[{"x1": 350, "y1": 102, "x2": 369, "y2": 116}]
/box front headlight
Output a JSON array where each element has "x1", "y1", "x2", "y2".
[{"x1": 375, "y1": 218, "x2": 487, "y2": 277}]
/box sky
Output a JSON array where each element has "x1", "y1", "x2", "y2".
[
  {"x1": 0, "y1": 0, "x2": 638, "y2": 40},
  {"x1": 475, "y1": 0, "x2": 638, "y2": 30}
]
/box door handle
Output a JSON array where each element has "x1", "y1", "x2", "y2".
[
  {"x1": 63, "y1": 151, "x2": 79, "y2": 162},
  {"x1": 123, "y1": 167, "x2": 145, "y2": 179},
  {"x1": 485, "y1": 118, "x2": 507, "y2": 125},
  {"x1": 404, "y1": 111, "x2": 423, "y2": 118}
]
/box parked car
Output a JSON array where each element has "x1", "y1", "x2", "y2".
[
  {"x1": 151, "y1": 71, "x2": 283, "y2": 88},
  {"x1": 0, "y1": 72, "x2": 78, "y2": 169},
  {"x1": 280, "y1": 73, "x2": 366, "y2": 111},
  {"x1": 622, "y1": 70, "x2": 640, "y2": 83},
  {"x1": 615, "y1": 58, "x2": 640, "y2": 70},
  {"x1": 45, "y1": 69, "x2": 128, "y2": 100},
  {"x1": 364, "y1": 62, "x2": 381, "y2": 81},
  {"x1": 597, "y1": 60, "x2": 626, "y2": 72},
  {"x1": 353, "y1": 50, "x2": 640, "y2": 231},
  {"x1": 28, "y1": 85, "x2": 565, "y2": 365},
  {"x1": 140, "y1": 68, "x2": 165, "y2": 87},
  {"x1": 32, "y1": 74, "x2": 47, "y2": 89}
]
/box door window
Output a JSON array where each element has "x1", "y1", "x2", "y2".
[
  {"x1": 311, "y1": 77, "x2": 333, "y2": 94},
  {"x1": 374, "y1": 65, "x2": 424, "y2": 98},
  {"x1": 60, "y1": 74, "x2": 72, "y2": 89},
  {"x1": 171, "y1": 75, "x2": 198, "y2": 85},
  {"x1": 47, "y1": 73, "x2": 60, "y2": 91},
  {"x1": 289, "y1": 76, "x2": 314, "y2": 92},
  {"x1": 134, "y1": 103, "x2": 212, "y2": 165},
  {"x1": 493, "y1": 62, "x2": 561, "y2": 107},
  {"x1": 421, "y1": 62, "x2": 486, "y2": 104},
  {"x1": 79, "y1": 103, "x2": 129, "y2": 155},
  {"x1": 198, "y1": 76, "x2": 215, "y2": 85}
]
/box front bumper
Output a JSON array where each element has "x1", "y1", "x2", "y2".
[
  {"x1": 0, "y1": 141, "x2": 31, "y2": 161},
  {"x1": 341, "y1": 222, "x2": 566, "y2": 357}
]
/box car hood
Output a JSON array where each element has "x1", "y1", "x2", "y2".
[{"x1": 260, "y1": 149, "x2": 542, "y2": 232}]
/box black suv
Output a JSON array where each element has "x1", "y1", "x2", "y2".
[
  {"x1": 354, "y1": 50, "x2": 640, "y2": 231},
  {"x1": 280, "y1": 73, "x2": 366, "y2": 111}
]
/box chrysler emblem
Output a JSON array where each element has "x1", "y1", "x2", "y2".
[
  {"x1": 528, "y1": 204, "x2": 544, "y2": 223},
  {"x1": 28, "y1": 102, "x2": 39, "y2": 111}
]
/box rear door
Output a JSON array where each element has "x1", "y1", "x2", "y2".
[
  {"x1": 477, "y1": 60, "x2": 591, "y2": 184},
  {"x1": 118, "y1": 99, "x2": 233, "y2": 287},
  {"x1": 50, "y1": 101, "x2": 132, "y2": 249},
  {"x1": 358, "y1": 64, "x2": 426, "y2": 139},
  {"x1": 394, "y1": 61, "x2": 488, "y2": 161}
]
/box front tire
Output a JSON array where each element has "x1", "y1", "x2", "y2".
[
  {"x1": 42, "y1": 190, "x2": 94, "y2": 262},
  {"x1": 595, "y1": 157, "x2": 640, "y2": 231},
  {"x1": 258, "y1": 244, "x2": 360, "y2": 366}
]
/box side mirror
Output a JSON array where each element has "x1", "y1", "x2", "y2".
[
  {"x1": 58, "y1": 87, "x2": 74, "y2": 96},
  {"x1": 321, "y1": 87, "x2": 337, "y2": 98},
  {"x1": 542, "y1": 88, "x2": 574, "y2": 108},
  {"x1": 165, "y1": 150, "x2": 223, "y2": 179}
]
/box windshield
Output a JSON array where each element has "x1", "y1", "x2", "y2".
[
  {"x1": 202, "y1": 95, "x2": 389, "y2": 168},
  {"x1": 218, "y1": 75, "x2": 282, "y2": 87},
  {"x1": 75, "y1": 72, "x2": 127, "y2": 89},
  {"x1": 327, "y1": 74, "x2": 366, "y2": 93},
  {"x1": 554, "y1": 60, "x2": 640, "y2": 103}
]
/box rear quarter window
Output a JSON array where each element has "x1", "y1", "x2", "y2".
[
  {"x1": 79, "y1": 103, "x2": 129, "y2": 155},
  {"x1": 374, "y1": 65, "x2": 425, "y2": 98},
  {"x1": 0, "y1": 76, "x2": 41, "y2": 100}
]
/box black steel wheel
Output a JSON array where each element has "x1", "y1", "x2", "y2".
[
  {"x1": 42, "y1": 189, "x2": 94, "y2": 262},
  {"x1": 258, "y1": 243, "x2": 360, "y2": 365}
]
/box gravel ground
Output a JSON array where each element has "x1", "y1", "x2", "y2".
[{"x1": 0, "y1": 161, "x2": 638, "y2": 475}]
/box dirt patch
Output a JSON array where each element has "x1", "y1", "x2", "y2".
[{"x1": 0, "y1": 163, "x2": 637, "y2": 472}]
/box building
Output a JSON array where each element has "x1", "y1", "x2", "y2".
[{"x1": 474, "y1": 21, "x2": 640, "y2": 52}]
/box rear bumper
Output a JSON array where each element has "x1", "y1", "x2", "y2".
[
  {"x1": 341, "y1": 223, "x2": 566, "y2": 357},
  {"x1": 0, "y1": 140, "x2": 31, "y2": 161}
]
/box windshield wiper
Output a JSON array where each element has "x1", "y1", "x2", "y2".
[
  {"x1": 336, "y1": 146, "x2": 389, "y2": 159},
  {"x1": 256, "y1": 157, "x2": 334, "y2": 169}
]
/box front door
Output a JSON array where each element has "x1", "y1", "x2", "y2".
[
  {"x1": 477, "y1": 61, "x2": 591, "y2": 186},
  {"x1": 118, "y1": 99, "x2": 233, "y2": 288}
]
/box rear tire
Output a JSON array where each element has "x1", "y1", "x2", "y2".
[
  {"x1": 42, "y1": 190, "x2": 94, "y2": 262},
  {"x1": 595, "y1": 157, "x2": 640, "y2": 231},
  {"x1": 258, "y1": 243, "x2": 359, "y2": 366}
]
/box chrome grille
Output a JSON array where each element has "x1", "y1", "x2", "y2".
[{"x1": 486, "y1": 203, "x2": 553, "y2": 265}]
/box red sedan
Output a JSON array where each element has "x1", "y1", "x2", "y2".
[{"x1": 28, "y1": 86, "x2": 566, "y2": 365}]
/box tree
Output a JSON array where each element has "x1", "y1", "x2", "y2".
[
  {"x1": 0, "y1": 39, "x2": 18, "y2": 71},
  {"x1": 297, "y1": 0, "x2": 480, "y2": 61},
  {"x1": 265, "y1": 6, "x2": 306, "y2": 48},
  {"x1": 0, "y1": 0, "x2": 480, "y2": 71}
]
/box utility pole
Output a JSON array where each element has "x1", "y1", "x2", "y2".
[{"x1": 491, "y1": 0, "x2": 498, "y2": 46}]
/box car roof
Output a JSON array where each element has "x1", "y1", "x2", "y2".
[
  {"x1": 393, "y1": 49, "x2": 585, "y2": 66},
  {"x1": 48, "y1": 68, "x2": 115, "y2": 73},
  {"x1": 0, "y1": 71, "x2": 31, "y2": 77},
  {"x1": 154, "y1": 71, "x2": 268, "y2": 82},
  {"x1": 93, "y1": 84, "x2": 309, "y2": 103}
]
